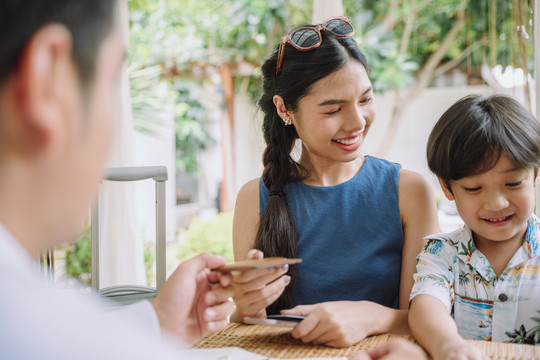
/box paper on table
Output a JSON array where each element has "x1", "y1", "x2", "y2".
[{"x1": 179, "y1": 347, "x2": 347, "y2": 360}]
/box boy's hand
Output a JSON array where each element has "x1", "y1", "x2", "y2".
[
  {"x1": 349, "y1": 338, "x2": 427, "y2": 360},
  {"x1": 433, "y1": 339, "x2": 488, "y2": 360}
]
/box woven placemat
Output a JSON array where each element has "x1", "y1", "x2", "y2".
[
  {"x1": 195, "y1": 323, "x2": 417, "y2": 358},
  {"x1": 465, "y1": 339, "x2": 540, "y2": 360},
  {"x1": 196, "y1": 323, "x2": 540, "y2": 359}
]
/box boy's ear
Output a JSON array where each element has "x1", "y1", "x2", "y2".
[
  {"x1": 534, "y1": 170, "x2": 540, "y2": 188},
  {"x1": 437, "y1": 177, "x2": 455, "y2": 201},
  {"x1": 14, "y1": 24, "x2": 74, "y2": 152}
]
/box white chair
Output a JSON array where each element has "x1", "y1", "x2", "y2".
[{"x1": 91, "y1": 166, "x2": 167, "y2": 303}]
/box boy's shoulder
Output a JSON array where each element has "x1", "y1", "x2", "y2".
[
  {"x1": 529, "y1": 213, "x2": 540, "y2": 230},
  {"x1": 420, "y1": 225, "x2": 476, "y2": 261},
  {"x1": 525, "y1": 214, "x2": 540, "y2": 258},
  {"x1": 424, "y1": 225, "x2": 471, "y2": 248}
]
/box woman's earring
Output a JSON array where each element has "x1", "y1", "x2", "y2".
[{"x1": 283, "y1": 115, "x2": 292, "y2": 126}]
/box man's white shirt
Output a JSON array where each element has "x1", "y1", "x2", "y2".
[{"x1": 0, "y1": 223, "x2": 193, "y2": 359}]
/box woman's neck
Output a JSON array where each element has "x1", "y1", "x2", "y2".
[{"x1": 298, "y1": 149, "x2": 365, "y2": 187}]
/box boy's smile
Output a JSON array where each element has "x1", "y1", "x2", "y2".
[{"x1": 440, "y1": 154, "x2": 540, "y2": 252}]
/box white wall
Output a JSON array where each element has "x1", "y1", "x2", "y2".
[{"x1": 233, "y1": 93, "x2": 266, "y2": 194}]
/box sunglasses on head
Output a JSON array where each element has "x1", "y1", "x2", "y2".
[{"x1": 276, "y1": 16, "x2": 355, "y2": 76}]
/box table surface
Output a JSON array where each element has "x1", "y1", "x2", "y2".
[{"x1": 195, "y1": 323, "x2": 540, "y2": 359}]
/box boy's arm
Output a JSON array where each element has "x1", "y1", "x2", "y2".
[{"x1": 409, "y1": 295, "x2": 487, "y2": 360}]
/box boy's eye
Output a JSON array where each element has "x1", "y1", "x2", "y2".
[
  {"x1": 463, "y1": 187, "x2": 481, "y2": 192},
  {"x1": 506, "y1": 180, "x2": 523, "y2": 187}
]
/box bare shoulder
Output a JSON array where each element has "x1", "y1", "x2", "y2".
[
  {"x1": 233, "y1": 178, "x2": 261, "y2": 260},
  {"x1": 398, "y1": 169, "x2": 438, "y2": 222},
  {"x1": 235, "y1": 178, "x2": 260, "y2": 206},
  {"x1": 398, "y1": 168, "x2": 432, "y2": 191},
  {"x1": 399, "y1": 169, "x2": 431, "y2": 190}
]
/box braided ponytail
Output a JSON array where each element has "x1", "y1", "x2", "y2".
[{"x1": 255, "y1": 88, "x2": 301, "y2": 312}]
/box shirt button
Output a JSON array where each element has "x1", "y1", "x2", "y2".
[{"x1": 498, "y1": 293, "x2": 508, "y2": 302}]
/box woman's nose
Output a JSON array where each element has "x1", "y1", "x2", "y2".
[{"x1": 345, "y1": 106, "x2": 367, "y2": 131}]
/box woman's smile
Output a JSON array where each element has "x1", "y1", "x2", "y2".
[{"x1": 332, "y1": 135, "x2": 362, "y2": 151}]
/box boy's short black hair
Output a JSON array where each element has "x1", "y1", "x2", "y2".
[
  {"x1": 0, "y1": 0, "x2": 117, "y2": 87},
  {"x1": 427, "y1": 94, "x2": 540, "y2": 188}
]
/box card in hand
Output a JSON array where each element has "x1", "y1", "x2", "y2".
[{"x1": 218, "y1": 257, "x2": 302, "y2": 271}]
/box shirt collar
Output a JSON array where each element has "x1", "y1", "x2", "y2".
[
  {"x1": 0, "y1": 222, "x2": 38, "y2": 276},
  {"x1": 456, "y1": 215, "x2": 540, "y2": 277},
  {"x1": 455, "y1": 225, "x2": 477, "y2": 265}
]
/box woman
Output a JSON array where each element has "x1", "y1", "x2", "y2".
[{"x1": 231, "y1": 16, "x2": 439, "y2": 347}]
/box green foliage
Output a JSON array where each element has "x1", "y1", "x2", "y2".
[
  {"x1": 143, "y1": 240, "x2": 156, "y2": 286},
  {"x1": 63, "y1": 226, "x2": 92, "y2": 285},
  {"x1": 357, "y1": 29, "x2": 418, "y2": 91},
  {"x1": 128, "y1": 58, "x2": 215, "y2": 174},
  {"x1": 62, "y1": 224, "x2": 160, "y2": 287},
  {"x1": 129, "y1": 64, "x2": 171, "y2": 135},
  {"x1": 176, "y1": 212, "x2": 234, "y2": 262},
  {"x1": 128, "y1": 0, "x2": 535, "y2": 93},
  {"x1": 173, "y1": 81, "x2": 216, "y2": 173}
]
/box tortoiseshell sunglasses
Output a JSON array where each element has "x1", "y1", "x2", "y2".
[{"x1": 276, "y1": 16, "x2": 355, "y2": 76}]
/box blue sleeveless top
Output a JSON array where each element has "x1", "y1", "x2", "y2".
[{"x1": 259, "y1": 156, "x2": 403, "y2": 309}]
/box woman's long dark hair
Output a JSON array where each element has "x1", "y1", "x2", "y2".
[{"x1": 256, "y1": 30, "x2": 369, "y2": 313}]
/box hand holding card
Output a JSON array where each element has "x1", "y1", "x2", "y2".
[{"x1": 218, "y1": 257, "x2": 302, "y2": 271}]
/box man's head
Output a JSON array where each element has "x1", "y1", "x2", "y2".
[
  {"x1": 0, "y1": 1, "x2": 118, "y2": 87},
  {"x1": 0, "y1": 0, "x2": 126, "y2": 254}
]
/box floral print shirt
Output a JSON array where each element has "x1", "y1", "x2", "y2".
[{"x1": 410, "y1": 215, "x2": 540, "y2": 344}]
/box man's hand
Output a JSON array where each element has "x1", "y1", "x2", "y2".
[{"x1": 151, "y1": 253, "x2": 235, "y2": 345}]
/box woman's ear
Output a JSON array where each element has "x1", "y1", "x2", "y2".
[
  {"x1": 437, "y1": 177, "x2": 455, "y2": 201},
  {"x1": 272, "y1": 95, "x2": 293, "y2": 123}
]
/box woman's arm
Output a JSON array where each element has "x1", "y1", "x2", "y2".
[
  {"x1": 232, "y1": 179, "x2": 260, "y2": 261},
  {"x1": 398, "y1": 169, "x2": 439, "y2": 310},
  {"x1": 230, "y1": 179, "x2": 290, "y2": 323}
]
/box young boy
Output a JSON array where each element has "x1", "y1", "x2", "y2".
[{"x1": 409, "y1": 94, "x2": 540, "y2": 359}]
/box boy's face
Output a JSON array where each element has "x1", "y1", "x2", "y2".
[{"x1": 440, "y1": 154, "x2": 539, "y2": 247}]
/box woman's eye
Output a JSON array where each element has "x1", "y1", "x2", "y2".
[
  {"x1": 325, "y1": 109, "x2": 340, "y2": 115},
  {"x1": 360, "y1": 97, "x2": 372, "y2": 104}
]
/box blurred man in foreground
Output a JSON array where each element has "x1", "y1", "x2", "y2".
[{"x1": 0, "y1": 1, "x2": 234, "y2": 358}]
